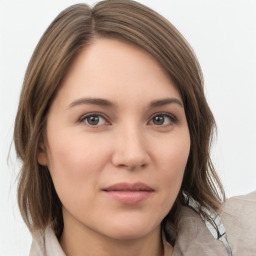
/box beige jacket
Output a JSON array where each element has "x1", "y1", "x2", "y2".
[{"x1": 30, "y1": 192, "x2": 256, "y2": 256}]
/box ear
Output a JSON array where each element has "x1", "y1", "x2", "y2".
[{"x1": 37, "y1": 141, "x2": 48, "y2": 166}]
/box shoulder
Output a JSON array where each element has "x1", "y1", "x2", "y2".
[
  {"x1": 219, "y1": 191, "x2": 256, "y2": 255},
  {"x1": 222, "y1": 190, "x2": 256, "y2": 211},
  {"x1": 30, "y1": 226, "x2": 65, "y2": 256},
  {"x1": 29, "y1": 229, "x2": 46, "y2": 256},
  {"x1": 172, "y1": 191, "x2": 256, "y2": 256},
  {"x1": 173, "y1": 206, "x2": 227, "y2": 255}
]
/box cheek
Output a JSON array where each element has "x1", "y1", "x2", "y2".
[
  {"x1": 157, "y1": 130, "x2": 190, "y2": 174},
  {"x1": 45, "y1": 132, "x2": 111, "y2": 206},
  {"x1": 155, "y1": 132, "x2": 190, "y2": 204},
  {"x1": 47, "y1": 130, "x2": 110, "y2": 173}
]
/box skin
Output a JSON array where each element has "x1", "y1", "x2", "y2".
[{"x1": 38, "y1": 38, "x2": 190, "y2": 256}]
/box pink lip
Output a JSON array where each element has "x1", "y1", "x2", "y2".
[{"x1": 102, "y1": 182, "x2": 154, "y2": 205}]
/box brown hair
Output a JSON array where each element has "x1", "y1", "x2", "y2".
[{"x1": 14, "y1": 0, "x2": 225, "y2": 244}]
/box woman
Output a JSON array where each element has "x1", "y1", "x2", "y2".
[{"x1": 14, "y1": 1, "x2": 256, "y2": 255}]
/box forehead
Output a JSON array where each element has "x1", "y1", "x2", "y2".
[{"x1": 53, "y1": 38, "x2": 181, "y2": 107}]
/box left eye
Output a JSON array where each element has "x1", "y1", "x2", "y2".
[
  {"x1": 80, "y1": 114, "x2": 108, "y2": 126},
  {"x1": 149, "y1": 114, "x2": 176, "y2": 126}
]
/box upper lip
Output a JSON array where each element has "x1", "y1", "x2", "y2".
[{"x1": 102, "y1": 182, "x2": 154, "y2": 191}]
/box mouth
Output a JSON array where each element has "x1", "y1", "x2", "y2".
[{"x1": 102, "y1": 182, "x2": 154, "y2": 205}]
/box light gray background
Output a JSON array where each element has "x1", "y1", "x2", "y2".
[{"x1": 1, "y1": 0, "x2": 255, "y2": 255}]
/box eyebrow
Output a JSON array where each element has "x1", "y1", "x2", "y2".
[
  {"x1": 149, "y1": 98, "x2": 183, "y2": 108},
  {"x1": 68, "y1": 97, "x2": 183, "y2": 109},
  {"x1": 69, "y1": 98, "x2": 115, "y2": 108}
]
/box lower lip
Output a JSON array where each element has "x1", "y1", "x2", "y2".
[{"x1": 103, "y1": 191, "x2": 153, "y2": 204}]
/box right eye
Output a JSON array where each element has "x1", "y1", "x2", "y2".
[{"x1": 79, "y1": 114, "x2": 109, "y2": 127}]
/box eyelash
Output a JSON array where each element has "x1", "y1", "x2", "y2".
[{"x1": 79, "y1": 112, "x2": 177, "y2": 128}]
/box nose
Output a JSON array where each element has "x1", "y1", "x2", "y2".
[{"x1": 111, "y1": 125, "x2": 150, "y2": 171}]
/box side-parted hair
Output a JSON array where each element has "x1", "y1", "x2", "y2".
[{"x1": 14, "y1": 0, "x2": 225, "y2": 245}]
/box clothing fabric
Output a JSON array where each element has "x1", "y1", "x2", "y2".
[{"x1": 29, "y1": 191, "x2": 256, "y2": 256}]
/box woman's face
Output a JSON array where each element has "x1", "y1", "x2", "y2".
[{"x1": 38, "y1": 38, "x2": 190, "y2": 241}]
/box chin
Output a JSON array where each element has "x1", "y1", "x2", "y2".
[{"x1": 97, "y1": 215, "x2": 161, "y2": 240}]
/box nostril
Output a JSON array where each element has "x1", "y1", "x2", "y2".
[
  {"x1": 126, "y1": 163, "x2": 147, "y2": 171},
  {"x1": 127, "y1": 166, "x2": 136, "y2": 171}
]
